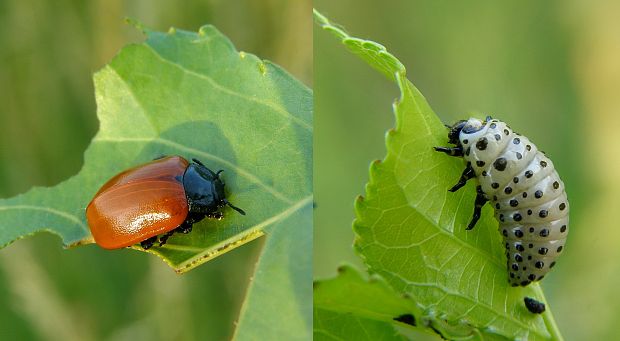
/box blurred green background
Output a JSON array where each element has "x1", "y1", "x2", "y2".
[
  {"x1": 315, "y1": 1, "x2": 618, "y2": 339},
  {"x1": 0, "y1": 1, "x2": 310, "y2": 340}
]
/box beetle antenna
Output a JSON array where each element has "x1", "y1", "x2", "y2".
[
  {"x1": 216, "y1": 170, "x2": 224, "y2": 177},
  {"x1": 223, "y1": 199, "x2": 246, "y2": 215},
  {"x1": 444, "y1": 123, "x2": 451, "y2": 129},
  {"x1": 193, "y1": 159, "x2": 217, "y2": 177},
  {"x1": 192, "y1": 158, "x2": 205, "y2": 167}
]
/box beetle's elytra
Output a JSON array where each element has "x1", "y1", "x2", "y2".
[{"x1": 86, "y1": 156, "x2": 245, "y2": 250}]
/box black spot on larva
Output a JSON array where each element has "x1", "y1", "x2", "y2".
[
  {"x1": 510, "y1": 272, "x2": 515, "y2": 278},
  {"x1": 528, "y1": 274, "x2": 536, "y2": 281},
  {"x1": 559, "y1": 203, "x2": 566, "y2": 210},
  {"x1": 529, "y1": 227, "x2": 535, "y2": 233},
  {"x1": 502, "y1": 229, "x2": 508, "y2": 237},
  {"x1": 493, "y1": 195, "x2": 498, "y2": 201},
  {"x1": 393, "y1": 314, "x2": 416, "y2": 326},
  {"x1": 490, "y1": 123, "x2": 497, "y2": 129},
  {"x1": 515, "y1": 254, "x2": 523, "y2": 262},
  {"x1": 523, "y1": 266, "x2": 527, "y2": 271},
  {"x1": 463, "y1": 139, "x2": 469, "y2": 144},
  {"x1": 535, "y1": 190, "x2": 543, "y2": 199},
  {"x1": 505, "y1": 242, "x2": 510, "y2": 249},
  {"x1": 550, "y1": 261, "x2": 556, "y2": 268},
  {"x1": 516, "y1": 152, "x2": 523, "y2": 160},
  {"x1": 504, "y1": 129, "x2": 509, "y2": 135},
  {"x1": 540, "y1": 229, "x2": 549, "y2": 237},
  {"x1": 516, "y1": 244, "x2": 525, "y2": 252},
  {"x1": 494, "y1": 158, "x2": 507, "y2": 171},
  {"x1": 535, "y1": 261, "x2": 544, "y2": 269},
  {"x1": 512, "y1": 263, "x2": 519, "y2": 271},
  {"x1": 560, "y1": 225, "x2": 567, "y2": 233},
  {"x1": 553, "y1": 181, "x2": 559, "y2": 189},
  {"x1": 504, "y1": 187, "x2": 513, "y2": 194},
  {"x1": 495, "y1": 203, "x2": 500, "y2": 209},
  {"x1": 495, "y1": 134, "x2": 501, "y2": 141},
  {"x1": 513, "y1": 137, "x2": 520, "y2": 144},
  {"x1": 539, "y1": 210, "x2": 548, "y2": 218},
  {"x1": 521, "y1": 280, "x2": 531, "y2": 286},
  {"x1": 476, "y1": 160, "x2": 485, "y2": 167},
  {"x1": 492, "y1": 182, "x2": 499, "y2": 189},
  {"x1": 527, "y1": 209, "x2": 532, "y2": 215},
  {"x1": 513, "y1": 177, "x2": 519, "y2": 183},
  {"x1": 540, "y1": 160, "x2": 547, "y2": 168},
  {"x1": 557, "y1": 246, "x2": 563, "y2": 252},
  {"x1": 538, "y1": 247, "x2": 548, "y2": 255},
  {"x1": 528, "y1": 244, "x2": 533, "y2": 249},
  {"x1": 510, "y1": 199, "x2": 518, "y2": 207},
  {"x1": 528, "y1": 255, "x2": 532, "y2": 260},
  {"x1": 522, "y1": 192, "x2": 528, "y2": 198},
  {"x1": 513, "y1": 213, "x2": 522, "y2": 222},
  {"x1": 526, "y1": 145, "x2": 532, "y2": 151},
  {"x1": 499, "y1": 214, "x2": 505, "y2": 222},
  {"x1": 525, "y1": 170, "x2": 533, "y2": 178},
  {"x1": 476, "y1": 137, "x2": 488, "y2": 151},
  {"x1": 482, "y1": 171, "x2": 488, "y2": 176},
  {"x1": 524, "y1": 297, "x2": 546, "y2": 314},
  {"x1": 514, "y1": 229, "x2": 523, "y2": 237}
]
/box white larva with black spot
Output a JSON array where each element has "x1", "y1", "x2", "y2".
[{"x1": 434, "y1": 117, "x2": 569, "y2": 287}]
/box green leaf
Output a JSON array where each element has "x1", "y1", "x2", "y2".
[
  {"x1": 0, "y1": 21, "x2": 312, "y2": 338},
  {"x1": 315, "y1": 9, "x2": 562, "y2": 341},
  {"x1": 314, "y1": 264, "x2": 422, "y2": 340},
  {"x1": 0, "y1": 23, "x2": 312, "y2": 272}
]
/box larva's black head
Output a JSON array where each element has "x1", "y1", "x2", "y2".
[
  {"x1": 447, "y1": 120, "x2": 468, "y2": 145},
  {"x1": 446, "y1": 117, "x2": 492, "y2": 145},
  {"x1": 183, "y1": 158, "x2": 246, "y2": 216}
]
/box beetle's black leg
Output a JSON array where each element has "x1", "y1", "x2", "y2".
[
  {"x1": 449, "y1": 162, "x2": 475, "y2": 192},
  {"x1": 158, "y1": 230, "x2": 176, "y2": 246},
  {"x1": 206, "y1": 211, "x2": 224, "y2": 220},
  {"x1": 158, "y1": 221, "x2": 194, "y2": 247},
  {"x1": 466, "y1": 186, "x2": 488, "y2": 230},
  {"x1": 141, "y1": 236, "x2": 158, "y2": 250},
  {"x1": 178, "y1": 223, "x2": 193, "y2": 234},
  {"x1": 433, "y1": 146, "x2": 463, "y2": 157}
]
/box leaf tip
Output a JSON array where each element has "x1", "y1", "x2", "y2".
[
  {"x1": 258, "y1": 61, "x2": 268, "y2": 75},
  {"x1": 336, "y1": 264, "x2": 349, "y2": 274},
  {"x1": 67, "y1": 235, "x2": 95, "y2": 249},
  {"x1": 124, "y1": 17, "x2": 149, "y2": 34}
]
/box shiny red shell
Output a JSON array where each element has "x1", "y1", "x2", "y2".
[{"x1": 86, "y1": 156, "x2": 190, "y2": 249}]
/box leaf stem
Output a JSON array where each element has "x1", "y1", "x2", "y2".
[{"x1": 533, "y1": 285, "x2": 564, "y2": 341}]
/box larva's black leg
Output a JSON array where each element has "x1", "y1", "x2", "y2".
[
  {"x1": 141, "y1": 236, "x2": 158, "y2": 250},
  {"x1": 449, "y1": 162, "x2": 475, "y2": 192},
  {"x1": 433, "y1": 146, "x2": 463, "y2": 157},
  {"x1": 467, "y1": 186, "x2": 488, "y2": 230}
]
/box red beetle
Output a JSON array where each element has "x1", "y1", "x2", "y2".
[{"x1": 86, "y1": 156, "x2": 245, "y2": 250}]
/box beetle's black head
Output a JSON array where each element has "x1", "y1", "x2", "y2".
[{"x1": 183, "y1": 159, "x2": 245, "y2": 216}]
